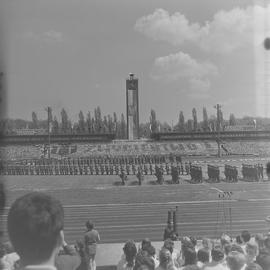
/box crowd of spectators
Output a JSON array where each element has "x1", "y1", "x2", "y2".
[{"x1": 1, "y1": 191, "x2": 270, "y2": 270}]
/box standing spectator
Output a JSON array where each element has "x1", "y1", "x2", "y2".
[
  {"x1": 84, "y1": 220, "x2": 100, "y2": 270},
  {"x1": 241, "y1": 231, "x2": 251, "y2": 252},
  {"x1": 117, "y1": 240, "x2": 137, "y2": 270},
  {"x1": 7, "y1": 192, "x2": 64, "y2": 270},
  {"x1": 55, "y1": 240, "x2": 81, "y2": 270}
]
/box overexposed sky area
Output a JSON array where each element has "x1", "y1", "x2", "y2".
[{"x1": 0, "y1": 0, "x2": 270, "y2": 123}]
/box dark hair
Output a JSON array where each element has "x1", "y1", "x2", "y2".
[
  {"x1": 86, "y1": 220, "x2": 94, "y2": 230},
  {"x1": 123, "y1": 240, "x2": 137, "y2": 267},
  {"x1": 141, "y1": 238, "x2": 151, "y2": 251},
  {"x1": 197, "y1": 248, "x2": 209, "y2": 263},
  {"x1": 241, "y1": 230, "x2": 251, "y2": 243},
  {"x1": 183, "y1": 247, "x2": 197, "y2": 266},
  {"x1": 7, "y1": 192, "x2": 64, "y2": 264},
  {"x1": 134, "y1": 250, "x2": 155, "y2": 270},
  {"x1": 231, "y1": 244, "x2": 244, "y2": 254},
  {"x1": 211, "y1": 246, "x2": 224, "y2": 262},
  {"x1": 236, "y1": 235, "x2": 243, "y2": 245}
]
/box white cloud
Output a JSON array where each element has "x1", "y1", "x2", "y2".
[
  {"x1": 135, "y1": 4, "x2": 270, "y2": 54},
  {"x1": 151, "y1": 51, "x2": 218, "y2": 98},
  {"x1": 135, "y1": 8, "x2": 202, "y2": 45}
]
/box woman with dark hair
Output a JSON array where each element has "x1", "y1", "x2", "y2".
[{"x1": 117, "y1": 240, "x2": 137, "y2": 270}]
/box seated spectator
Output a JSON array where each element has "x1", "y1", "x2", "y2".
[
  {"x1": 133, "y1": 250, "x2": 155, "y2": 270},
  {"x1": 202, "y1": 238, "x2": 212, "y2": 252},
  {"x1": 156, "y1": 248, "x2": 177, "y2": 270},
  {"x1": 246, "y1": 243, "x2": 259, "y2": 264},
  {"x1": 245, "y1": 262, "x2": 263, "y2": 270},
  {"x1": 226, "y1": 251, "x2": 246, "y2": 270},
  {"x1": 117, "y1": 240, "x2": 137, "y2": 270},
  {"x1": 197, "y1": 248, "x2": 210, "y2": 268},
  {"x1": 55, "y1": 240, "x2": 81, "y2": 270},
  {"x1": 202, "y1": 246, "x2": 227, "y2": 270},
  {"x1": 7, "y1": 192, "x2": 65, "y2": 270}
]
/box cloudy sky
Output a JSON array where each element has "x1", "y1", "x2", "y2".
[{"x1": 1, "y1": 0, "x2": 270, "y2": 123}]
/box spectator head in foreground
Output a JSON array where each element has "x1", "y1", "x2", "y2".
[
  {"x1": 183, "y1": 247, "x2": 197, "y2": 266},
  {"x1": 7, "y1": 192, "x2": 64, "y2": 267},
  {"x1": 256, "y1": 251, "x2": 270, "y2": 270},
  {"x1": 197, "y1": 248, "x2": 209, "y2": 264},
  {"x1": 123, "y1": 240, "x2": 137, "y2": 268},
  {"x1": 211, "y1": 246, "x2": 224, "y2": 262},
  {"x1": 134, "y1": 250, "x2": 155, "y2": 270},
  {"x1": 245, "y1": 263, "x2": 263, "y2": 270},
  {"x1": 226, "y1": 251, "x2": 246, "y2": 270},
  {"x1": 182, "y1": 265, "x2": 200, "y2": 270}
]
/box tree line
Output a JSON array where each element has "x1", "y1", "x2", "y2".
[{"x1": 0, "y1": 106, "x2": 267, "y2": 138}]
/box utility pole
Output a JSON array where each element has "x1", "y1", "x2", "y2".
[{"x1": 214, "y1": 104, "x2": 221, "y2": 157}]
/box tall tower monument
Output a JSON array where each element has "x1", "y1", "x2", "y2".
[{"x1": 126, "y1": 73, "x2": 139, "y2": 140}]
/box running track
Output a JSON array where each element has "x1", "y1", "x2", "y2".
[{"x1": 2, "y1": 179, "x2": 270, "y2": 244}]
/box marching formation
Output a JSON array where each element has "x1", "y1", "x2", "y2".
[{"x1": 0, "y1": 154, "x2": 268, "y2": 184}]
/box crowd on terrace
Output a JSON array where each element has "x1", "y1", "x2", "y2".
[{"x1": 1, "y1": 191, "x2": 270, "y2": 270}]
